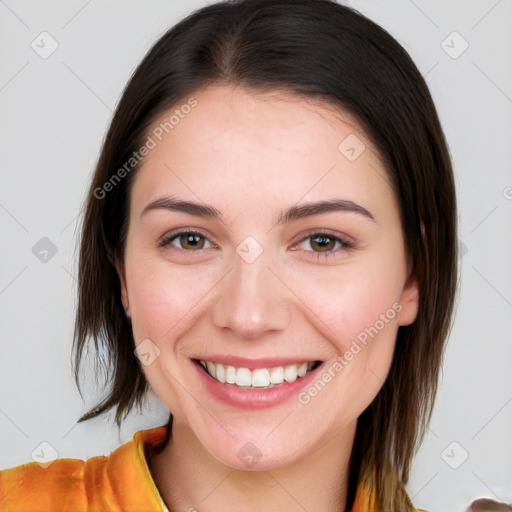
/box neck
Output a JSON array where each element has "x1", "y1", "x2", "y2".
[{"x1": 147, "y1": 417, "x2": 357, "y2": 512}]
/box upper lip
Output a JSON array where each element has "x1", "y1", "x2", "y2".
[{"x1": 193, "y1": 355, "x2": 322, "y2": 369}]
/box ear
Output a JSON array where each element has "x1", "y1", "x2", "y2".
[
  {"x1": 115, "y1": 259, "x2": 130, "y2": 317},
  {"x1": 396, "y1": 270, "x2": 419, "y2": 326}
]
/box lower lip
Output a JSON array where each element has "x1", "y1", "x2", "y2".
[{"x1": 192, "y1": 359, "x2": 324, "y2": 409}]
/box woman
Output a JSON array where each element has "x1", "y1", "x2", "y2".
[{"x1": 0, "y1": 0, "x2": 457, "y2": 510}]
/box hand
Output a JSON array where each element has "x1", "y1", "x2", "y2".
[{"x1": 468, "y1": 498, "x2": 512, "y2": 511}]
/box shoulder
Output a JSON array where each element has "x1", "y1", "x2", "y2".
[
  {"x1": 0, "y1": 424, "x2": 170, "y2": 512},
  {"x1": 0, "y1": 455, "x2": 107, "y2": 511}
]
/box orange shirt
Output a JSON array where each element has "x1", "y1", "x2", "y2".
[{"x1": 0, "y1": 423, "x2": 420, "y2": 511}]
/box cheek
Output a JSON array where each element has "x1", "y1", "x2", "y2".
[
  {"x1": 293, "y1": 262, "x2": 402, "y2": 346},
  {"x1": 308, "y1": 270, "x2": 400, "y2": 413},
  {"x1": 125, "y1": 256, "x2": 215, "y2": 342},
  {"x1": 287, "y1": 252, "x2": 402, "y2": 392},
  {"x1": 124, "y1": 257, "x2": 220, "y2": 416}
]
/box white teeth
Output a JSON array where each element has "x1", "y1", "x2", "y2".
[
  {"x1": 251, "y1": 368, "x2": 270, "y2": 388},
  {"x1": 215, "y1": 363, "x2": 226, "y2": 383},
  {"x1": 206, "y1": 361, "x2": 216, "y2": 376},
  {"x1": 225, "y1": 365, "x2": 236, "y2": 384},
  {"x1": 283, "y1": 364, "x2": 298, "y2": 383},
  {"x1": 235, "y1": 368, "x2": 252, "y2": 387},
  {"x1": 199, "y1": 360, "x2": 318, "y2": 389},
  {"x1": 269, "y1": 366, "x2": 284, "y2": 384}
]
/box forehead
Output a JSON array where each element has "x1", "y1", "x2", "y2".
[
  {"x1": 151, "y1": 84, "x2": 374, "y2": 154},
  {"x1": 130, "y1": 84, "x2": 395, "y2": 221}
]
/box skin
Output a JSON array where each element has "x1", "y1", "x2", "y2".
[{"x1": 117, "y1": 84, "x2": 419, "y2": 512}]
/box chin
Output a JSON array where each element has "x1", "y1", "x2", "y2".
[{"x1": 199, "y1": 427, "x2": 316, "y2": 473}]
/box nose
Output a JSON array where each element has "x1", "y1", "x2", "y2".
[{"x1": 211, "y1": 248, "x2": 291, "y2": 340}]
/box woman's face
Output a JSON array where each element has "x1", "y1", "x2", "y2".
[{"x1": 118, "y1": 85, "x2": 418, "y2": 470}]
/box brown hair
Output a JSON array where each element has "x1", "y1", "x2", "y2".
[{"x1": 72, "y1": 1, "x2": 458, "y2": 510}]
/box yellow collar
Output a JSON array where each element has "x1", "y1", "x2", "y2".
[{"x1": 1, "y1": 422, "x2": 422, "y2": 511}]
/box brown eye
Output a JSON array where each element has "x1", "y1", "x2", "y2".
[
  {"x1": 292, "y1": 231, "x2": 355, "y2": 263},
  {"x1": 179, "y1": 233, "x2": 206, "y2": 250},
  {"x1": 158, "y1": 230, "x2": 214, "y2": 251},
  {"x1": 309, "y1": 235, "x2": 336, "y2": 252}
]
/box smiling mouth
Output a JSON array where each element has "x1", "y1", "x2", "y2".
[{"x1": 195, "y1": 359, "x2": 323, "y2": 389}]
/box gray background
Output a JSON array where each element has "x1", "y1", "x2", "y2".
[{"x1": 0, "y1": 1, "x2": 511, "y2": 511}]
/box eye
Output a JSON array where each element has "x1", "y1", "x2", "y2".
[
  {"x1": 158, "y1": 230, "x2": 215, "y2": 251},
  {"x1": 292, "y1": 231, "x2": 355, "y2": 261}
]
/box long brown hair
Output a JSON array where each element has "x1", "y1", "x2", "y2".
[{"x1": 72, "y1": 1, "x2": 458, "y2": 510}]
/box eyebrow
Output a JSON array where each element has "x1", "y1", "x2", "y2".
[
  {"x1": 141, "y1": 197, "x2": 222, "y2": 220},
  {"x1": 275, "y1": 199, "x2": 376, "y2": 225},
  {"x1": 140, "y1": 196, "x2": 376, "y2": 224}
]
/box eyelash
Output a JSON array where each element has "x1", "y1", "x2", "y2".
[
  {"x1": 294, "y1": 231, "x2": 355, "y2": 261},
  {"x1": 158, "y1": 230, "x2": 217, "y2": 252},
  {"x1": 157, "y1": 229, "x2": 355, "y2": 261}
]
